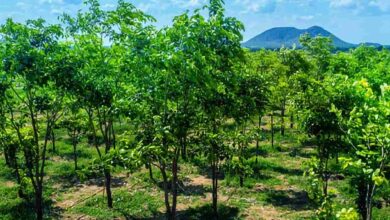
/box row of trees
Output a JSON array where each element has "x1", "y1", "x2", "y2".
[{"x1": 0, "y1": 0, "x2": 388, "y2": 220}]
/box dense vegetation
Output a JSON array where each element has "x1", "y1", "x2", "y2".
[{"x1": 0, "y1": 0, "x2": 389, "y2": 220}]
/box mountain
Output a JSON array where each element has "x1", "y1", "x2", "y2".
[{"x1": 242, "y1": 26, "x2": 388, "y2": 50}]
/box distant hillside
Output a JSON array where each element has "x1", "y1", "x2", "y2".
[{"x1": 242, "y1": 26, "x2": 389, "y2": 50}]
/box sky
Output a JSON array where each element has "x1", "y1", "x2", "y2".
[{"x1": 1, "y1": 0, "x2": 390, "y2": 44}]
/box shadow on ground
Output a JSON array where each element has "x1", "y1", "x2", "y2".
[
  {"x1": 263, "y1": 189, "x2": 315, "y2": 211},
  {"x1": 122, "y1": 204, "x2": 239, "y2": 220}
]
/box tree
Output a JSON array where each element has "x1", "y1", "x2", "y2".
[
  {"x1": 60, "y1": 0, "x2": 154, "y2": 208},
  {"x1": 333, "y1": 80, "x2": 389, "y2": 220},
  {"x1": 242, "y1": 50, "x2": 269, "y2": 162},
  {"x1": 298, "y1": 35, "x2": 352, "y2": 218},
  {"x1": 196, "y1": 0, "x2": 245, "y2": 217},
  {"x1": 60, "y1": 104, "x2": 87, "y2": 171},
  {"x1": 1, "y1": 18, "x2": 63, "y2": 219}
]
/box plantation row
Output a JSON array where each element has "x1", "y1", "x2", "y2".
[{"x1": 0, "y1": 0, "x2": 389, "y2": 219}]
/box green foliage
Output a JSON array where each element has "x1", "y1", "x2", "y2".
[
  {"x1": 0, "y1": 1, "x2": 389, "y2": 220},
  {"x1": 336, "y1": 208, "x2": 359, "y2": 220}
]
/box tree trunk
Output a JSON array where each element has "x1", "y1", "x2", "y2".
[
  {"x1": 51, "y1": 130, "x2": 56, "y2": 153},
  {"x1": 290, "y1": 114, "x2": 294, "y2": 129},
  {"x1": 271, "y1": 111, "x2": 274, "y2": 148},
  {"x1": 111, "y1": 123, "x2": 116, "y2": 150},
  {"x1": 160, "y1": 165, "x2": 171, "y2": 219},
  {"x1": 181, "y1": 135, "x2": 187, "y2": 161},
  {"x1": 4, "y1": 150, "x2": 10, "y2": 166},
  {"x1": 281, "y1": 105, "x2": 285, "y2": 136},
  {"x1": 256, "y1": 115, "x2": 262, "y2": 163},
  {"x1": 73, "y1": 142, "x2": 78, "y2": 171},
  {"x1": 104, "y1": 169, "x2": 113, "y2": 208},
  {"x1": 212, "y1": 160, "x2": 218, "y2": 219},
  {"x1": 364, "y1": 183, "x2": 374, "y2": 220},
  {"x1": 35, "y1": 184, "x2": 44, "y2": 220},
  {"x1": 239, "y1": 176, "x2": 244, "y2": 187},
  {"x1": 365, "y1": 199, "x2": 372, "y2": 220},
  {"x1": 148, "y1": 163, "x2": 155, "y2": 183},
  {"x1": 323, "y1": 156, "x2": 329, "y2": 198},
  {"x1": 13, "y1": 158, "x2": 25, "y2": 198},
  {"x1": 171, "y1": 157, "x2": 178, "y2": 220}
]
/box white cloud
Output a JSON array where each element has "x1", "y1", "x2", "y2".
[
  {"x1": 298, "y1": 15, "x2": 314, "y2": 21},
  {"x1": 170, "y1": 0, "x2": 206, "y2": 8},
  {"x1": 330, "y1": 0, "x2": 358, "y2": 9},
  {"x1": 369, "y1": 0, "x2": 390, "y2": 12},
  {"x1": 235, "y1": 0, "x2": 278, "y2": 14},
  {"x1": 39, "y1": 0, "x2": 64, "y2": 4},
  {"x1": 329, "y1": 0, "x2": 390, "y2": 14},
  {"x1": 39, "y1": 0, "x2": 81, "y2": 5},
  {"x1": 16, "y1": 1, "x2": 31, "y2": 11},
  {"x1": 50, "y1": 8, "x2": 63, "y2": 15}
]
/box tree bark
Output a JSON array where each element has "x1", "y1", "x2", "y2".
[
  {"x1": 35, "y1": 185, "x2": 44, "y2": 220},
  {"x1": 4, "y1": 150, "x2": 10, "y2": 166},
  {"x1": 212, "y1": 160, "x2": 218, "y2": 219},
  {"x1": 271, "y1": 111, "x2": 274, "y2": 148},
  {"x1": 171, "y1": 156, "x2": 178, "y2": 220},
  {"x1": 160, "y1": 165, "x2": 171, "y2": 219},
  {"x1": 256, "y1": 115, "x2": 262, "y2": 163},
  {"x1": 104, "y1": 169, "x2": 113, "y2": 208},
  {"x1": 281, "y1": 104, "x2": 285, "y2": 136},
  {"x1": 73, "y1": 141, "x2": 78, "y2": 171},
  {"x1": 51, "y1": 129, "x2": 56, "y2": 153},
  {"x1": 148, "y1": 163, "x2": 155, "y2": 182}
]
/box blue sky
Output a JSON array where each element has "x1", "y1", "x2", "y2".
[{"x1": 1, "y1": 0, "x2": 390, "y2": 44}]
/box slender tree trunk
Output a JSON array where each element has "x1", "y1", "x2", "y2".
[
  {"x1": 51, "y1": 129, "x2": 56, "y2": 153},
  {"x1": 15, "y1": 163, "x2": 25, "y2": 198},
  {"x1": 364, "y1": 183, "x2": 374, "y2": 220},
  {"x1": 281, "y1": 104, "x2": 285, "y2": 136},
  {"x1": 171, "y1": 156, "x2": 178, "y2": 220},
  {"x1": 212, "y1": 159, "x2": 218, "y2": 219},
  {"x1": 4, "y1": 150, "x2": 10, "y2": 166},
  {"x1": 34, "y1": 114, "x2": 52, "y2": 220},
  {"x1": 181, "y1": 135, "x2": 187, "y2": 161},
  {"x1": 335, "y1": 135, "x2": 340, "y2": 164},
  {"x1": 35, "y1": 184, "x2": 43, "y2": 220},
  {"x1": 239, "y1": 176, "x2": 244, "y2": 187},
  {"x1": 323, "y1": 156, "x2": 329, "y2": 198},
  {"x1": 104, "y1": 169, "x2": 113, "y2": 208},
  {"x1": 271, "y1": 111, "x2": 274, "y2": 148},
  {"x1": 73, "y1": 141, "x2": 78, "y2": 171},
  {"x1": 256, "y1": 115, "x2": 262, "y2": 163},
  {"x1": 161, "y1": 165, "x2": 171, "y2": 219},
  {"x1": 111, "y1": 123, "x2": 116, "y2": 150},
  {"x1": 290, "y1": 114, "x2": 294, "y2": 129},
  {"x1": 366, "y1": 198, "x2": 372, "y2": 220},
  {"x1": 240, "y1": 125, "x2": 246, "y2": 187},
  {"x1": 148, "y1": 163, "x2": 155, "y2": 182}
]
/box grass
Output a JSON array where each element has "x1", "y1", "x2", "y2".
[
  {"x1": 71, "y1": 190, "x2": 163, "y2": 219},
  {"x1": 0, "y1": 118, "x2": 389, "y2": 220}
]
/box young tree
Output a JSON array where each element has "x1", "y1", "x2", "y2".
[
  {"x1": 1, "y1": 18, "x2": 63, "y2": 219},
  {"x1": 298, "y1": 35, "x2": 350, "y2": 218},
  {"x1": 60, "y1": 0, "x2": 154, "y2": 208},
  {"x1": 60, "y1": 105, "x2": 87, "y2": 171},
  {"x1": 196, "y1": 0, "x2": 245, "y2": 217},
  {"x1": 333, "y1": 80, "x2": 389, "y2": 220}
]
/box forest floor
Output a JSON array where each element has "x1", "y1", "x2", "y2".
[{"x1": 0, "y1": 116, "x2": 389, "y2": 220}]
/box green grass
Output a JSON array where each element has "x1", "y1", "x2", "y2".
[{"x1": 71, "y1": 190, "x2": 163, "y2": 219}]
